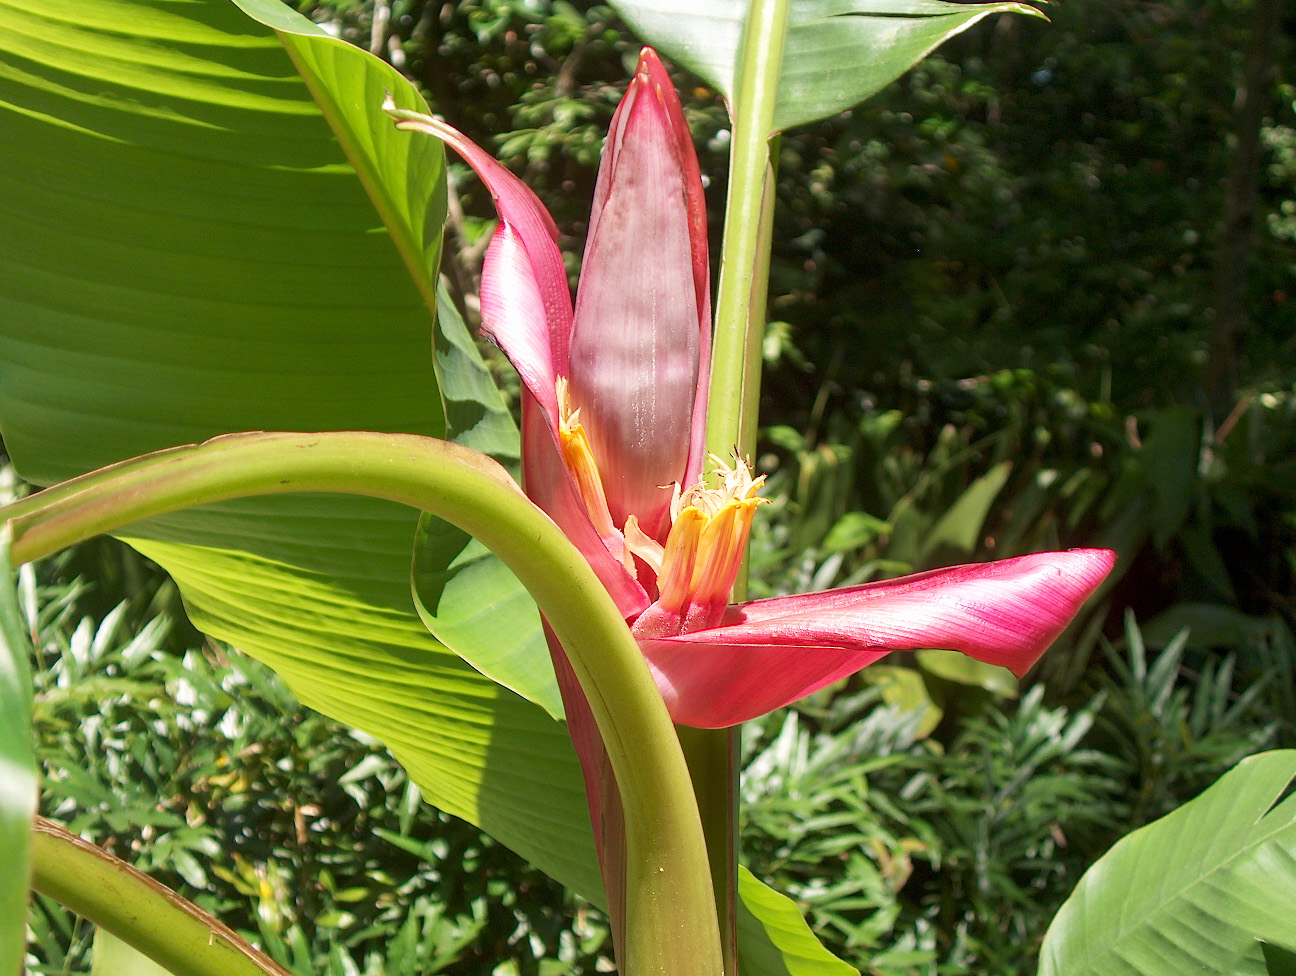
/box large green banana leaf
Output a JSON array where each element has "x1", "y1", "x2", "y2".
[
  {"x1": 1039, "y1": 750, "x2": 1296, "y2": 976},
  {"x1": 610, "y1": 0, "x2": 1044, "y2": 134},
  {"x1": 0, "y1": 0, "x2": 601, "y2": 900},
  {"x1": 1, "y1": 3, "x2": 855, "y2": 973}
]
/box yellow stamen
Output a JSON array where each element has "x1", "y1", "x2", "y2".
[
  {"x1": 654, "y1": 455, "x2": 766, "y2": 631},
  {"x1": 557, "y1": 378, "x2": 619, "y2": 541},
  {"x1": 656, "y1": 506, "x2": 705, "y2": 609},
  {"x1": 623, "y1": 515, "x2": 664, "y2": 575},
  {"x1": 554, "y1": 387, "x2": 763, "y2": 609}
]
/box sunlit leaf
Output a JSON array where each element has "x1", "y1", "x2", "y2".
[
  {"x1": 916, "y1": 648, "x2": 1017, "y2": 698},
  {"x1": 611, "y1": 0, "x2": 1044, "y2": 132},
  {"x1": 92, "y1": 929, "x2": 175, "y2": 976},
  {"x1": 738, "y1": 866, "x2": 858, "y2": 976},
  {"x1": 1040, "y1": 750, "x2": 1296, "y2": 976},
  {"x1": 0, "y1": 0, "x2": 599, "y2": 900},
  {"x1": 920, "y1": 460, "x2": 1012, "y2": 561},
  {"x1": 822, "y1": 511, "x2": 891, "y2": 553},
  {"x1": 862, "y1": 663, "x2": 943, "y2": 736}
]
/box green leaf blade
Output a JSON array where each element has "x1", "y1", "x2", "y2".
[
  {"x1": 776, "y1": 1, "x2": 1040, "y2": 132},
  {"x1": 269, "y1": 20, "x2": 449, "y2": 302},
  {"x1": 411, "y1": 515, "x2": 561, "y2": 721},
  {"x1": 611, "y1": 0, "x2": 1042, "y2": 133},
  {"x1": 120, "y1": 495, "x2": 600, "y2": 899},
  {"x1": 1040, "y1": 750, "x2": 1296, "y2": 976},
  {"x1": 412, "y1": 283, "x2": 560, "y2": 719},
  {"x1": 0, "y1": 0, "x2": 445, "y2": 480},
  {"x1": 738, "y1": 867, "x2": 858, "y2": 976},
  {"x1": 1263, "y1": 941, "x2": 1296, "y2": 976},
  {"x1": 919, "y1": 460, "x2": 1012, "y2": 561},
  {"x1": 0, "y1": 0, "x2": 602, "y2": 905},
  {"x1": 0, "y1": 529, "x2": 37, "y2": 976},
  {"x1": 93, "y1": 929, "x2": 178, "y2": 976}
]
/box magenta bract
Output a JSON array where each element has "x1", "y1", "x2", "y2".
[
  {"x1": 641, "y1": 549, "x2": 1118, "y2": 727},
  {"x1": 387, "y1": 50, "x2": 1115, "y2": 732}
]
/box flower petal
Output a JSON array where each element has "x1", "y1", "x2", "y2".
[
  {"x1": 640, "y1": 549, "x2": 1116, "y2": 728},
  {"x1": 386, "y1": 107, "x2": 573, "y2": 369},
  {"x1": 567, "y1": 49, "x2": 710, "y2": 540},
  {"x1": 521, "y1": 395, "x2": 649, "y2": 620},
  {"x1": 631, "y1": 48, "x2": 712, "y2": 486},
  {"x1": 480, "y1": 223, "x2": 561, "y2": 419}
]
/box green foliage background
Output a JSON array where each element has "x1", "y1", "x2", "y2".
[{"x1": 8, "y1": 0, "x2": 1296, "y2": 973}]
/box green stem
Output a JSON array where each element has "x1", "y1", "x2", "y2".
[
  {"x1": 4, "y1": 431, "x2": 722, "y2": 976},
  {"x1": 705, "y1": 0, "x2": 791, "y2": 465},
  {"x1": 0, "y1": 531, "x2": 36, "y2": 976},
  {"x1": 735, "y1": 143, "x2": 780, "y2": 458},
  {"x1": 698, "y1": 2, "x2": 790, "y2": 972},
  {"x1": 30, "y1": 817, "x2": 292, "y2": 976},
  {"x1": 676, "y1": 724, "x2": 739, "y2": 973}
]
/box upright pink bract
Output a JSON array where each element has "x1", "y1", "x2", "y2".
[
  {"x1": 385, "y1": 49, "x2": 1116, "y2": 733},
  {"x1": 568, "y1": 53, "x2": 712, "y2": 539}
]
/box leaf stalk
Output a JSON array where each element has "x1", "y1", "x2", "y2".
[
  {"x1": 4, "y1": 431, "x2": 723, "y2": 976},
  {"x1": 30, "y1": 817, "x2": 292, "y2": 976},
  {"x1": 697, "y1": 1, "x2": 790, "y2": 972}
]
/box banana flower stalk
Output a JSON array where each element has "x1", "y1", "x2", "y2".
[
  {"x1": 385, "y1": 50, "x2": 1114, "y2": 731},
  {"x1": 386, "y1": 46, "x2": 1114, "y2": 958}
]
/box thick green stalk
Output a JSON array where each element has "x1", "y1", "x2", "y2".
[
  {"x1": 705, "y1": 0, "x2": 791, "y2": 464},
  {"x1": 675, "y1": 723, "x2": 740, "y2": 972},
  {"x1": 0, "y1": 530, "x2": 36, "y2": 976},
  {"x1": 30, "y1": 817, "x2": 292, "y2": 976},
  {"x1": 696, "y1": 2, "x2": 790, "y2": 973},
  {"x1": 736, "y1": 145, "x2": 780, "y2": 457},
  {"x1": 3, "y1": 431, "x2": 722, "y2": 976}
]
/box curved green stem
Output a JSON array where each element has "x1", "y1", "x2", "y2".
[
  {"x1": 4, "y1": 431, "x2": 722, "y2": 976},
  {"x1": 30, "y1": 817, "x2": 291, "y2": 976}
]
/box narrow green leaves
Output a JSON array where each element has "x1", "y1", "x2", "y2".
[
  {"x1": 1040, "y1": 750, "x2": 1296, "y2": 976},
  {"x1": 611, "y1": 0, "x2": 1044, "y2": 133}
]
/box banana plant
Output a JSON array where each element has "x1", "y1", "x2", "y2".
[{"x1": 0, "y1": 0, "x2": 1108, "y2": 973}]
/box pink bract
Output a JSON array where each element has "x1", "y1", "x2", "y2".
[{"x1": 386, "y1": 51, "x2": 1115, "y2": 732}]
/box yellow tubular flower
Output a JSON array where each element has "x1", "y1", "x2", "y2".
[
  {"x1": 557, "y1": 377, "x2": 619, "y2": 542},
  {"x1": 633, "y1": 456, "x2": 766, "y2": 638}
]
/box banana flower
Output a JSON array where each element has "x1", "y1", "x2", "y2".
[
  {"x1": 386, "y1": 50, "x2": 1114, "y2": 733},
  {"x1": 387, "y1": 51, "x2": 1113, "y2": 967}
]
